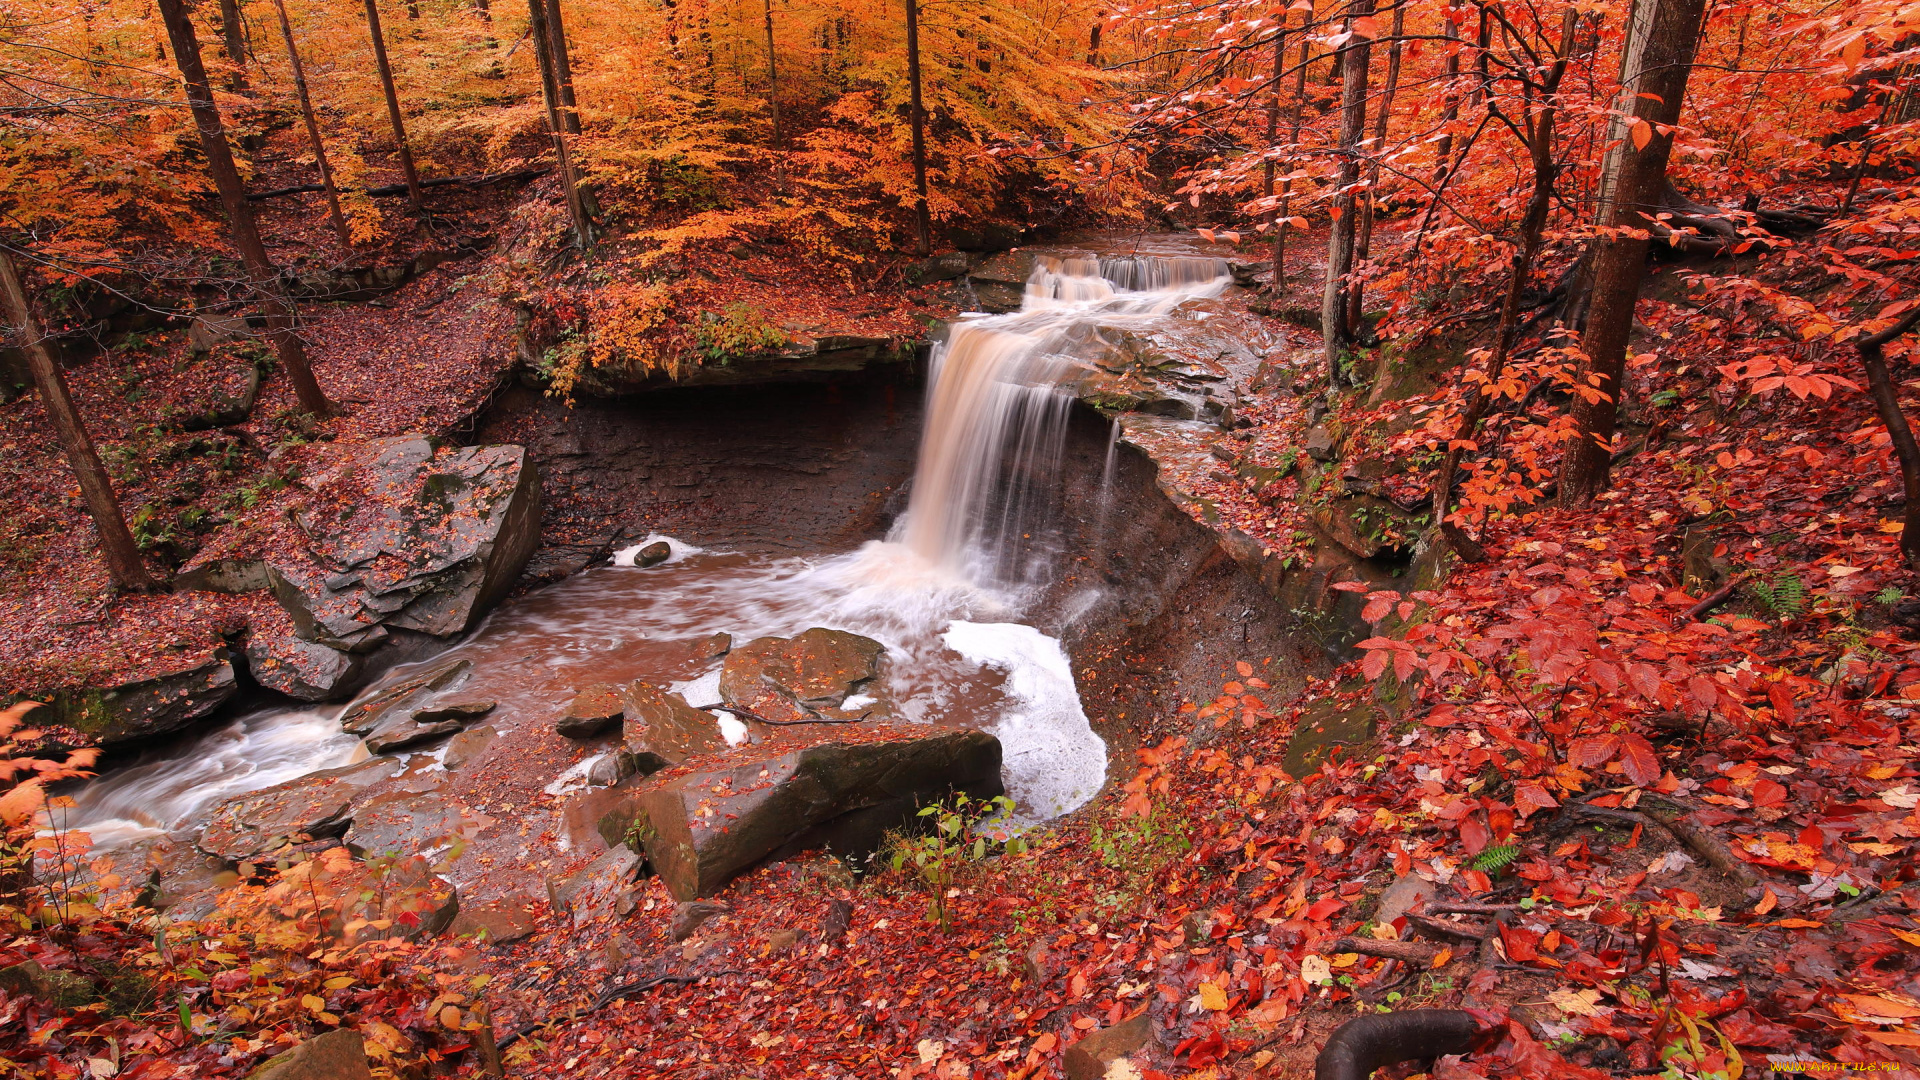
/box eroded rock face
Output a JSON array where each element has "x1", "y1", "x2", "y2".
[
  {"x1": 198, "y1": 758, "x2": 399, "y2": 861},
  {"x1": 719, "y1": 628, "x2": 885, "y2": 723},
  {"x1": 633, "y1": 724, "x2": 1002, "y2": 900},
  {"x1": 343, "y1": 791, "x2": 492, "y2": 858},
  {"x1": 547, "y1": 847, "x2": 642, "y2": 926},
  {"x1": 245, "y1": 630, "x2": 366, "y2": 702},
  {"x1": 339, "y1": 659, "x2": 473, "y2": 746},
  {"x1": 40, "y1": 656, "x2": 238, "y2": 749},
  {"x1": 622, "y1": 682, "x2": 729, "y2": 773},
  {"x1": 266, "y1": 436, "x2": 540, "y2": 652}
]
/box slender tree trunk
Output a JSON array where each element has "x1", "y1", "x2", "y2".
[
  {"x1": 905, "y1": 0, "x2": 932, "y2": 256},
  {"x1": 763, "y1": 0, "x2": 781, "y2": 145},
  {"x1": 526, "y1": 0, "x2": 564, "y2": 133},
  {"x1": 543, "y1": 0, "x2": 582, "y2": 135},
  {"x1": 1348, "y1": 1, "x2": 1405, "y2": 333},
  {"x1": 1262, "y1": 21, "x2": 1287, "y2": 199},
  {"x1": 1432, "y1": 0, "x2": 1463, "y2": 179},
  {"x1": 1088, "y1": 16, "x2": 1102, "y2": 65},
  {"x1": 218, "y1": 0, "x2": 250, "y2": 90},
  {"x1": 1558, "y1": 0, "x2": 1708, "y2": 506},
  {"x1": 528, "y1": 0, "x2": 592, "y2": 247},
  {"x1": 1321, "y1": 0, "x2": 1374, "y2": 385},
  {"x1": 362, "y1": 0, "x2": 424, "y2": 212},
  {"x1": 156, "y1": 0, "x2": 332, "y2": 416},
  {"x1": 1857, "y1": 307, "x2": 1920, "y2": 570},
  {"x1": 475, "y1": 0, "x2": 492, "y2": 22},
  {"x1": 270, "y1": 0, "x2": 352, "y2": 248},
  {"x1": 1272, "y1": 27, "x2": 1310, "y2": 283},
  {"x1": 1431, "y1": 9, "x2": 1577, "y2": 559},
  {"x1": 0, "y1": 251, "x2": 157, "y2": 592}
]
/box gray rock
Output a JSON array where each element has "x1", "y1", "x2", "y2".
[
  {"x1": 672, "y1": 899, "x2": 729, "y2": 941},
  {"x1": 905, "y1": 252, "x2": 973, "y2": 285},
  {"x1": 1304, "y1": 422, "x2": 1338, "y2": 462},
  {"x1": 449, "y1": 896, "x2": 539, "y2": 945},
  {"x1": 266, "y1": 437, "x2": 541, "y2": 652},
  {"x1": 547, "y1": 847, "x2": 643, "y2": 927},
  {"x1": 441, "y1": 725, "x2": 497, "y2": 770},
  {"x1": 33, "y1": 656, "x2": 238, "y2": 749},
  {"x1": 411, "y1": 699, "x2": 495, "y2": 723},
  {"x1": 622, "y1": 682, "x2": 727, "y2": 774},
  {"x1": 246, "y1": 632, "x2": 365, "y2": 702},
  {"x1": 1064, "y1": 1010, "x2": 1158, "y2": 1080},
  {"x1": 719, "y1": 628, "x2": 884, "y2": 723},
  {"x1": 343, "y1": 791, "x2": 487, "y2": 858},
  {"x1": 339, "y1": 659, "x2": 471, "y2": 736},
  {"x1": 198, "y1": 757, "x2": 400, "y2": 861},
  {"x1": 556, "y1": 682, "x2": 625, "y2": 739},
  {"x1": 632, "y1": 724, "x2": 1002, "y2": 900},
  {"x1": 363, "y1": 713, "x2": 464, "y2": 755},
  {"x1": 175, "y1": 557, "x2": 270, "y2": 593},
  {"x1": 340, "y1": 855, "x2": 458, "y2": 942},
  {"x1": 0, "y1": 960, "x2": 96, "y2": 1007},
  {"x1": 245, "y1": 1029, "x2": 372, "y2": 1080}
]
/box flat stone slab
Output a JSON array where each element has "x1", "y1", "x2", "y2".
[
  {"x1": 198, "y1": 758, "x2": 399, "y2": 861},
  {"x1": 719, "y1": 628, "x2": 884, "y2": 723}
]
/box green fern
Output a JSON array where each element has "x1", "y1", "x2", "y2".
[
  {"x1": 1472, "y1": 844, "x2": 1520, "y2": 873},
  {"x1": 1749, "y1": 573, "x2": 1808, "y2": 620}
]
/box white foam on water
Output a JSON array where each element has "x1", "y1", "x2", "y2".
[
  {"x1": 941, "y1": 621, "x2": 1107, "y2": 820},
  {"x1": 716, "y1": 714, "x2": 750, "y2": 746},
  {"x1": 612, "y1": 533, "x2": 704, "y2": 567},
  {"x1": 672, "y1": 668, "x2": 723, "y2": 709},
  {"x1": 59, "y1": 707, "x2": 362, "y2": 849}
]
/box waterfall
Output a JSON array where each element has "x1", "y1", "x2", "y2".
[{"x1": 899, "y1": 252, "x2": 1230, "y2": 588}]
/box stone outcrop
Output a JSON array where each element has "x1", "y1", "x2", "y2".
[
  {"x1": 266, "y1": 436, "x2": 540, "y2": 652},
  {"x1": 338, "y1": 658, "x2": 475, "y2": 749},
  {"x1": 35, "y1": 655, "x2": 239, "y2": 749},
  {"x1": 719, "y1": 628, "x2": 886, "y2": 723},
  {"x1": 1064, "y1": 1011, "x2": 1159, "y2": 1080},
  {"x1": 197, "y1": 758, "x2": 400, "y2": 861},
  {"x1": 631, "y1": 724, "x2": 1002, "y2": 900},
  {"x1": 622, "y1": 681, "x2": 730, "y2": 772},
  {"x1": 966, "y1": 251, "x2": 1038, "y2": 313},
  {"x1": 547, "y1": 846, "x2": 643, "y2": 926},
  {"x1": 244, "y1": 1028, "x2": 373, "y2": 1080},
  {"x1": 245, "y1": 629, "x2": 366, "y2": 702}
]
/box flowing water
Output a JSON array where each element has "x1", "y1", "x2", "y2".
[{"x1": 67, "y1": 250, "x2": 1232, "y2": 848}]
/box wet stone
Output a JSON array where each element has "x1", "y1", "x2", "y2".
[
  {"x1": 441, "y1": 725, "x2": 497, "y2": 770},
  {"x1": 634, "y1": 541, "x2": 672, "y2": 567},
  {"x1": 198, "y1": 757, "x2": 400, "y2": 861},
  {"x1": 547, "y1": 847, "x2": 643, "y2": 927},
  {"x1": 411, "y1": 699, "x2": 496, "y2": 723},
  {"x1": 556, "y1": 682, "x2": 626, "y2": 739},
  {"x1": 340, "y1": 660, "x2": 471, "y2": 736},
  {"x1": 719, "y1": 627, "x2": 884, "y2": 723},
  {"x1": 245, "y1": 1028, "x2": 372, "y2": 1080},
  {"x1": 343, "y1": 791, "x2": 491, "y2": 858},
  {"x1": 449, "y1": 896, "x2": 540, "y2": 945},
  {"x1": 622, "y1": 682, "x2": 728, "y2": 775}
]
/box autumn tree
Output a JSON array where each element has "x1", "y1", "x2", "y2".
[
  {"x1": 156, "y1": 0, "x2": 335, "y2": 415},
  {"x1": 0, "y1": 250, "x2": 156, "y2": 592},
  {"x1": 1557, "y1": 0, "x2": 1709, "y2": 505},
  {"x1": 1321, "y1": 0, "x2": 1375, "y2": 384}
]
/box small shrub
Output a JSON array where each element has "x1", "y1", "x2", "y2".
[
  {"x1": 886, "y1": 792, "x2": 1027, "y2": 931},
  {"x1": 694, "y1": 302, "x2": 788, "y2": 364}
]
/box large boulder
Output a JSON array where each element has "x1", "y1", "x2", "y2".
[
  {"x1": 245, "y1": 627, "x2": 365, "y2": 702},
  {"x1": 719, "y1": 628, "x2": 885, "y2": 723},
  {"x1": 966, "y1": 251, "x2": 1038, "y2": 313},
  {"x1": 339, "y1": 658, "x2": 472, "y2": 741},
  {"x1": 245, "y1": 1029, "x2": 372, "y2": 1080},
  {"x1": 622, "y1": 681, "x2": 729, "y2": 772},
  {"x1": 266, "y1": 436, "x2": 540, "y2": 652},
  {"x1": 198, "y1": 758, "x2": 399, "y2": 861},
  {"x1": 632, "y1": 724, "x2": 1003, "y2": 900},
  {"x1": 342, "y1": 791, "x2": 491, "y2": 858},
  {"x1": 36, "y1": 655, "x2": 238, "y2": 749}
]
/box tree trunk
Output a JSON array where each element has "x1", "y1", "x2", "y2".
[
  {"x1": 1088, "y1": 16, "x2": 1102, "y2": 65},
  {"x1": 1349, "y1": 1, "x2": 1405, "y2": 334},
  {"x1": 525, "y1": 0, "x2": 565, "y2": 133},
  {"x1": 1272, "y1": 26, "x2": 1310, "y2": 283},
  {"x1": 0, "y1": 250, "x2": 158, "y2": 593},
  {"x1": 156, "y1": 0, "x2": 333, "y2": 416},
  {"x1": 270, "y1": 0, "x2": 352, "y2": 248},
  {"x1": 528, "y1": 0, "x2": 593, "y2": 247},
  {"x1": 1432, "y1": 0, "x2": 1463, "y2": 179},
  {"x1": 905, "y1": 0, "x2": 932, "y2": 256},
  {"x1": 1431, "y1": 9, "x2": 1577, "y2": 559},
  {"x1": 362, "y1": 0, "x2": 424, "y2": 212},
  {"x1": 1321, "y1": 0, "x2": 1374, "y2": 385},
  {"x1": 218, "y1": 0, "x2": 250, "y2": 90},
  {"x1": 1856, "y1": 308, "x2": 1920, "y2": 570},
  {"x1": 475, "y1": 0, "x2": 491, "y2": 23},
  {"x1": 543, "y1": 0, "x2": 582, "y2": 135},
  {"x1": 1558, "y1": 0, "x2": 1708, "y2": 506},
  {"x1": 763, "y1": 0, "x2": 781, "y2": 146}
]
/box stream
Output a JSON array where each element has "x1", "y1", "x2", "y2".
[{"x1": 65, "y1": 246, "x2": 1236, "y2": 862}]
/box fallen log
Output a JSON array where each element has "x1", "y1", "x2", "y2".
[
  {"x1": 246, "y1": 167, "x2": 550, "y2": 202},
  {"x1": 1315, "y1": 1010, "x2": 1481, "y2": 1080}
]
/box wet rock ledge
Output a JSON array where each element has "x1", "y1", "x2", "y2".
[{"x1": 28, "y1": 434, "x2": 539, "y2": 747}]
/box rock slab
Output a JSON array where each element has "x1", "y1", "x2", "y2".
[
  {"x1": 633, "y1": 724, "x2": 1002, "y2": 900},
  {"x1": 266, "y1": 436, "x2": 541, "y2": 652},
  {"x1": 245, "y1": 1028, "x2": 373, "y2": 1080}
]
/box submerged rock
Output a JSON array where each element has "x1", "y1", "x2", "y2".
[
  {"x1": 441, "y1": 724, "x2": 497, "y2": 770},
  {"x1": 198, "y1": 758, "x2": 399, "y2": 861},
  {"x1": 632, "y1": 723, "x2": 1002, "y2": 900},
  {"x1": 719, "y1": 627, "x2": 885, "y2": 723},
  {"x1": 266, "y1": 436, "x2": 541, "y2": 652}
]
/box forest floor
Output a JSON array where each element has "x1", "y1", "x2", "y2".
[
  {"x1": 0, "y1": 132, "x2": 950, "y2": 709},
  {"x1": 3, "y1": 170, "x2": 1918, "y2": 1078}
]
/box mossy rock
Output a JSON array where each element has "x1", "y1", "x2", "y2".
[{"x1": 1283, "y1": 699, "x2": 1384, "y2": 780}]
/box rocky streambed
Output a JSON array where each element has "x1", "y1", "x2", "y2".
[{"x1": 61, "y1": 236, "x2": 1409, "y2": 948}]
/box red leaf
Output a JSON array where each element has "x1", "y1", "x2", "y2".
[
  {"x1": 1513, "y1": 782, "x2": 1560, "y2": 819},
  {"x1": 1568, "y1": 733, "x2": 1620, "y2": 769},
  {"x1": 1618, "y1": 734, "x2": 1661, "y2": 787},
  {"x1": 1459, "y1": 815, "x2": 1491, "y2": 855}
]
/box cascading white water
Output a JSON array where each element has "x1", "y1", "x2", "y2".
[
  {"x1": 899, "y1": 253, "x2": 1231, "y2": 586},
  {"x1": 63, "y1": 250, "x2": 1231, "y2": 845}
]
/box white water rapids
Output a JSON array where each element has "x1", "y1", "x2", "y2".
[{"x1": 65, "y1": 250, "x2": 1231, "y2": 847}]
